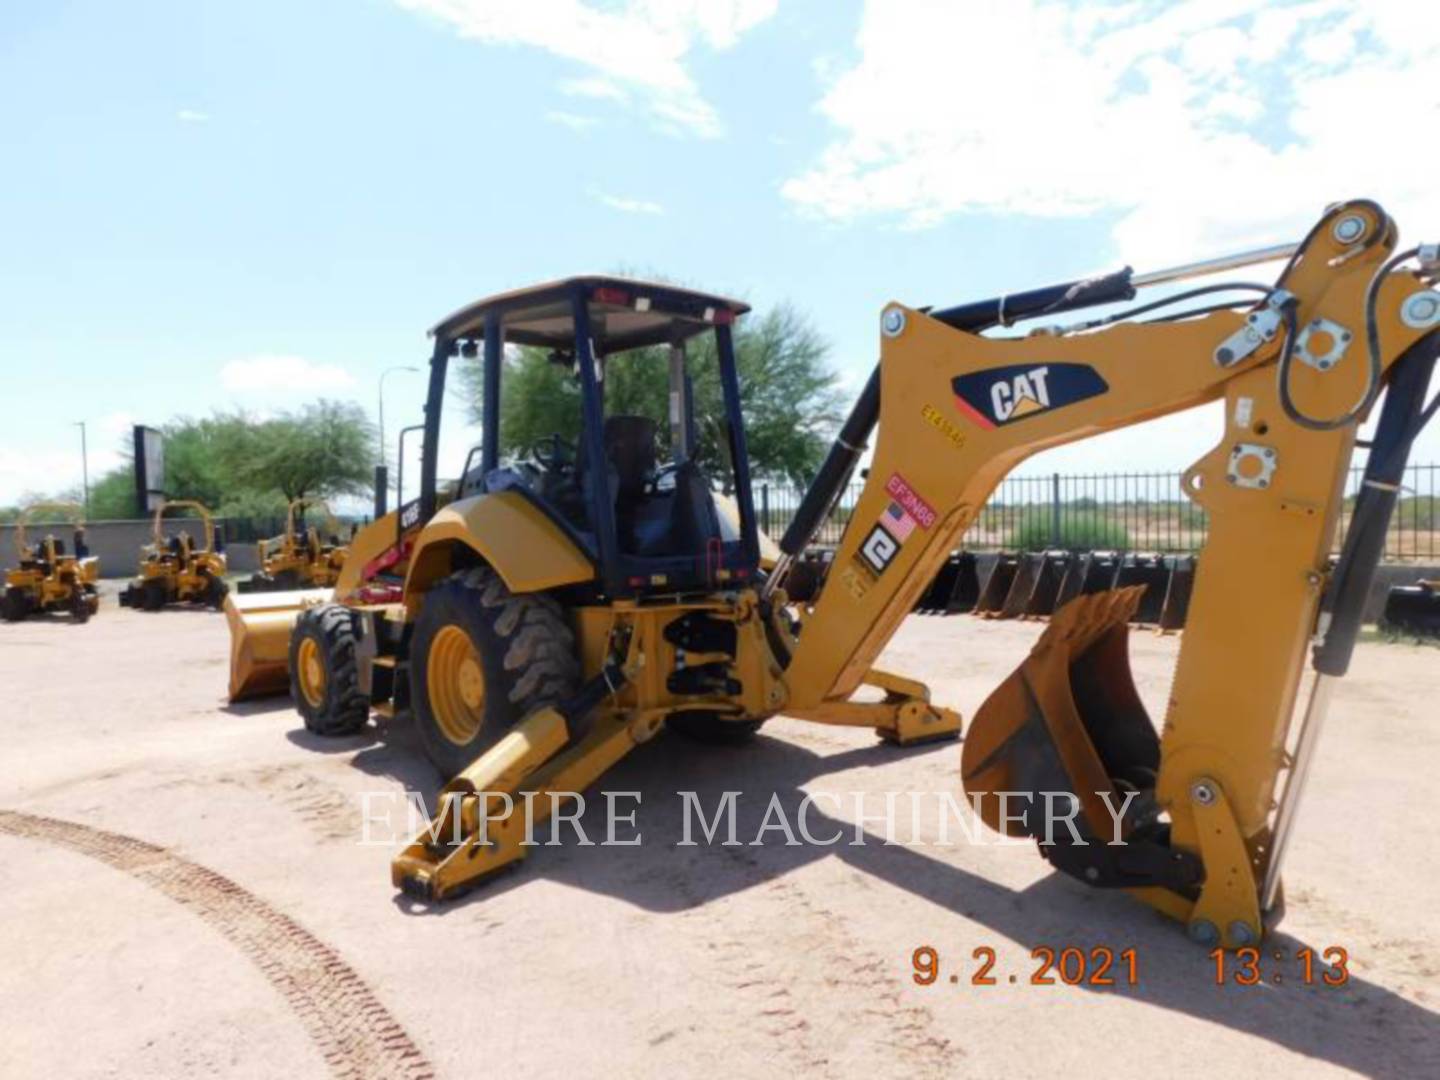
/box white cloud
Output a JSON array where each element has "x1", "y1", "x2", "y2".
[
  {"x1": 560, "y1": 77, "x2": 629, "y2": 102},
  {"x1": 394, "y1": 0, "x2": 777, "y2": 137},
  {"x1": 0, "y1": 412, "x2": 137, "y2": 505},
  {"x1": 546, "y1": 110, "x2": 601, "y2": 132},
  {"x1": 783, "y1": 1, "x2": 1440, "y2": 265},
  {"x1": 220, "y1": 355, "x2": 357, "y2": 394},
  {"x1": 177, "y1": 109, "x2": 209, "y2": 123},
  {"x1": 593, "y1": 190, "x2": 665, "y2": 215}
]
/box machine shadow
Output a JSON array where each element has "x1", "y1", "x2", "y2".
[
  {"x1": 223, "y1": 697, "x2": 299, "y2": 717},
  {"x1": 395, "y1": 729, "x2": 1438, "y2": 1079},
  {"x1": 342, "y1": 717, "x2": 448, "y2": 803}
]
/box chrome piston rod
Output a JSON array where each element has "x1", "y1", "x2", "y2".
[
  {"x1": 1132, "y1": 242, "x2": 1299, "y2": 289},
  {"x1": 1261, "y1": 671, "x2": 1337, "y2": 912}
]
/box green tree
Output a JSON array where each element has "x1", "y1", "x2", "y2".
[
  {"x1": 241, "y1": 400, "x2": 376, "y2": 501},
  {"x1": 459, "y1": 300, "x2": 843, "y2": 487},
  {"x1": 37, "y1": 400, "x2": 376, "y2": 520},
  {"x1": 88, "y1": 464, "x2": 139, "y2": 519},
  {"x1": 1011, "y1": 507, "x2": 1131, "y2": 551}
]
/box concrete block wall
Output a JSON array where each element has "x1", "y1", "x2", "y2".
[{"x1": 0, "y1": 518, "x2": 260, "y2": 578}]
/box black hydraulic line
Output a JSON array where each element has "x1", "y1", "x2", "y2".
[
  {"x1": 1145, "y1": 300, "x2": 1261, "y2": 324},
  {"x1": 778, "y1": 367, "x2": 879, "y2": 557},
  {"x1": 779, "y1": 267, "x2": 1139, "y2": 560},
  {"x1": 1277, "y1": 247, "x2": 1419, "y2": 432},
  {"x1": 1313, "y1": 329, "x2": 1440, "y2": 677},
  {"x1": 1076, "y1": 282, "x2": 1272, "y2": 329},
  {"x1": 557, "y1": 661, "x2": 629, "y2": 725},
  {"x1": 929, "y1": 267, "x2": 1136, "y2": 330}
]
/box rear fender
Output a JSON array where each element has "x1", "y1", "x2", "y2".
[{"x1": 404, "y1": 492, "x2": 594, "y2": 607}]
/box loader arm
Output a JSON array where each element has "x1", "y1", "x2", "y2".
[
  {"x1": 152, "y1": 499, "x2": 216, "y2": 553},
  {"x1": 783, "y1": 200, "x2": 1439, "y2": 943}
]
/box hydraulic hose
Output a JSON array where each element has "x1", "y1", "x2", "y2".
[{"x1": 1313, "y1": 330, "x2": 1440, "y2": 676}]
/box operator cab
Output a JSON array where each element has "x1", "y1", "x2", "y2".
[{"x1": 421, "y1": 276, "x2": 762, "y2": 596}]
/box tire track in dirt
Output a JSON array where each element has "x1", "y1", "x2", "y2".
[
  {"x1": 679, "y1": 844, "x2": 961, "y2": 1076},
  {"x1": 0, "y1": 810, "x2": 435, "y2": 1080}
]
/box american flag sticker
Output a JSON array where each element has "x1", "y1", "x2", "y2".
[
  {"x1": 883, "y1": 501, "x2": 916, "y2": 541},
  {"x1": 885, "y1": 473, "x2": 937, "y2": 529}
]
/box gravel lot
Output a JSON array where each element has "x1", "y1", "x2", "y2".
[{"x1": 2, "y1": 585, "x2": 1437, "y2": 1079}]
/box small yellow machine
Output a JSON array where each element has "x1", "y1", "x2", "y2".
[
  {"x1": 119, "y1": 499, "x2": 229, "y2": 611},
  {"x1": 238, "y1": 498, "x2": 349, "y2": 593},
  {"x1": 2, "y1": 503, "x2": 100, "y2": 622},
  {"x1": 229, "y1": 200, "x2": 1439, "y2": 947}
]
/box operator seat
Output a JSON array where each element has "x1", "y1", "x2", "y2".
[
  {"x1": 604, "y1": 415, "x2": 658, "y2": 498},
  {"x1": 596, "y1": 415, "x2": 655, "y2": 554}
]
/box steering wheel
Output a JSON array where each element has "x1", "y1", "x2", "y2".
[{"x1": 529, "y1": 433, "x2": 577, "y2": 473}]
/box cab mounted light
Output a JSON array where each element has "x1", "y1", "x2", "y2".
[{"x1": 592, "y1": 286, "x2": 631, "y2": 306}]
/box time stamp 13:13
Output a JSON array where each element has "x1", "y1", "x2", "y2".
[{"x1": 910, "y1": 944, "x2": 1352, "y2": 987}]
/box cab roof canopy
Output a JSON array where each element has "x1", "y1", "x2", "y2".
[{"x1": 430, "y1": 275, "x2": 750, "y2": 355}]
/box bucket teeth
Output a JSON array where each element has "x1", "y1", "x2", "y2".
[{"x1": 962, "y1": 587, "x2": 1158, "y2": 841}]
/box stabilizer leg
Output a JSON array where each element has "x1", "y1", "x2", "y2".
[
  {"x1": 393, "y1": 694, "x2": 654, "y2": 902},
  {"x1": 788, "y1": 667, "x2": 961, "y2": 745}
]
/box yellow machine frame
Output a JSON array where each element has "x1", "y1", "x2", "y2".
[
  {"x1": 243, "y1": 498, "x2": 349, "y2": 592},
  {"x1": 120, "y1": 499, "x2": 228, "y2": 610},
  {"x1": 2, "y1": 502, "x2": 100, "y2": 622},
  {"x1": 231, "y1": 203, "x2": 1439, "y2": 948}
]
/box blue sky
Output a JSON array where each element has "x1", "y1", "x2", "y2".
[{"x1": 2, "y1": 0, "x2": 1437, "y2": 505}]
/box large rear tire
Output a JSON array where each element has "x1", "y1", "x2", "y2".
[
  {"x1": 140, "y1": 577, "x2": 169, "y2": 612},
  {"x1": 411, "y1": 567, "x2": 580, "y2": 779},
  {"x1": 204, "y1": 574, "x2": 229, "y2": 610},
  {"x1": 1, "y1": 587, "x2": 30, "y2": 623},
  {"x1": 272, "y1": 569, "x2": 304, "y2": 591},
  {"x1": 290, "y1": 603, "x2": 370, "y2": 736}
]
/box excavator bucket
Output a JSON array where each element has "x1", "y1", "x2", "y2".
[
  {"x1": 224, "y1": 588, "x2": 332, "y2": 701},
  {"x1": 962, "y1": 587, "x2": 1158, "y2": 841}
]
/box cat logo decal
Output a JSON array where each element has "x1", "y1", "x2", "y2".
[{"x1": 952, "y1": 363, "x2": 1108, "y2": 429}]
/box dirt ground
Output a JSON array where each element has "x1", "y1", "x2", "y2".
[{"x1": 1, "y1": 585, "x2": 1437, "y2": 1080}]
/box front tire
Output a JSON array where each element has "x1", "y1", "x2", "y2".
[
  {"x1": 204, "y1": 574, "x2": 229, "y2": 610},
  {"x1": 290, "y1": 603, "x2": 370, "y2": 736},
  {"x1": 2, "y1": 587, "x2": 30, "y2": 622},
  {"x1": 271, "y1": 569, "x2": 304, "y2": 591},
  {"x1": 411, "y1": 567, "x2": 580, "y2": 778},
  {"x1": 140, "y1": 577, "x2": 168, "y2": 612}
]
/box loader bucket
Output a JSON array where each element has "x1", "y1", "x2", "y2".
[
  {"x1": 961, "y1": 586, "x2": 1158, "y2": 841},
  {"x1": 225, "y1": 588, "x2": 332, "y2": 701},
  {"x1": 1381, "y1": 581, "x2": 1440, "y2": 636}
]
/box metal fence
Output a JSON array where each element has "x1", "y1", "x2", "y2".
[
  {"x1": 212, "y1": 464, "x2": 1439, "y2": 564},
  {"x1": 215, "y1": 515, "x2": 368, "y2": 546},
  {"x1": 756, "y1": 462, "x2": 1440, "y2": 562}
]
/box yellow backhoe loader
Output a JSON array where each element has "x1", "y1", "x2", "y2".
[
  {"x1": 238, "y1": 498, "x2": 350, "y2": 593},
  {"x1": 2, "y1": 502, "x2": 100, "y2": 622},
  {"x1": 119, "y1": 499, "x2": 229, "y2": 611},
  {"x1": 227, "y1": 200, "x2": 1439, "y2": 948}
]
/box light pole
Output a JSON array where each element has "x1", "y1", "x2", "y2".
[
  {"x1": 378, "y1": 364, "x2": 419, "y2": 497},
  {"x1": 74, "y1": 421, "x2": 89, "y2": 515}
]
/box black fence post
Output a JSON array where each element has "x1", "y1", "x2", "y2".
[
  {"x1": 374, "y1": 464, "x2": 389, "y2": 519},
  {"x1": 1050, "y1": 472, "x2": 1061, "y2": 549},
  {"x1": 761, "y1": 482, "x2": 770, "y2": 536}
]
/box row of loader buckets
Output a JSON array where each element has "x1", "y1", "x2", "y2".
[
  {"x1": 1381, "y1": 580, "x2": 1440, "y2": 637},
  {"x1": 911, "y1": 550, "x2": 1196, "y2": 632}
]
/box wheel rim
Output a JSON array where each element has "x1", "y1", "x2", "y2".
[
  {"x1": 427, "y1": 624, "x2": 486, "y2": 746},
  {"x1": 296, "y1": 637, "x2": 327, "y2": 708}
]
